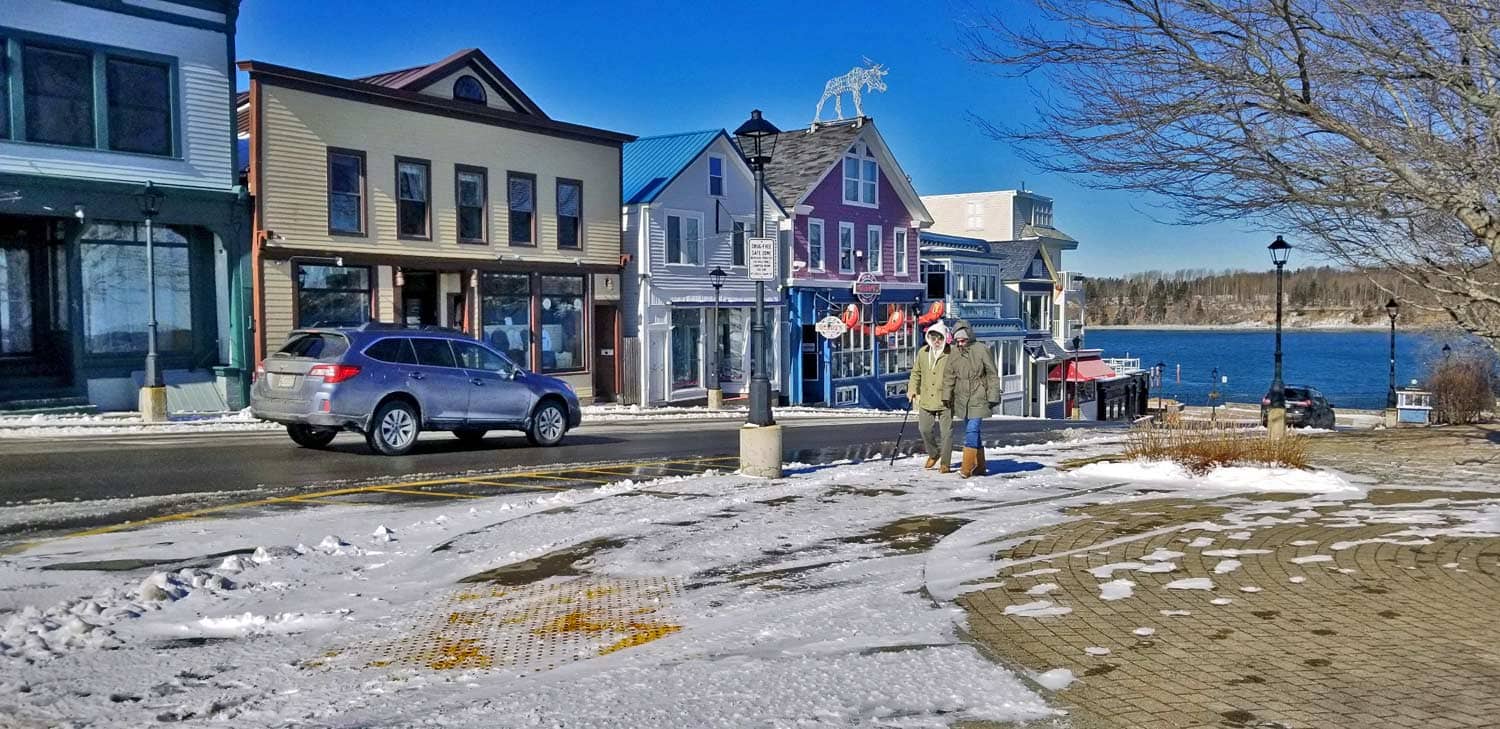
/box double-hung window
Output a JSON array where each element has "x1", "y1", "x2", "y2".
[
  {"x1": 838, "y1": 222, "x2": 855, "y2": 273},
  {"x1": 106, "y1": 57, "x2": 171, "y2": 155},
  {"x1": 842, "y1": 142, "x2": 878, "y2": 206},
  {"x1": 508, "y1": 172, "x2": 536, "y2": 245},
  {"x1": 893, "y1": 228, "x2": 908, "y2": 275},
  {"x1": 456, "y1": 166, "x2": 487, "y2": 243},
  {"x1": 666, "y1": 213, "x2": 701, "y2": 265},
  {"x1": 395, "y1": 158, "x2": 430, "y2": 239},
  {"x1": 327, "y1": 149, "x2": 365, "y2": 235},
  {"x1": 731, "y1": 221, "x2": 746, "y2": 266},
  {"x1": 556, "y1": 179, "x2": 582, "y2": 249},
  {"x1": 866, "y1": 226, "x2": 882, "y2": 273},
  {"x1": 707, "y1": 155, "x2": 725, "y2": 197},
  {"x1": 807, "y1": 219, "x2": 825, "y2": 272},
  {"x1": 23, "y1": 45, "x2": 95, "y2": 148}
]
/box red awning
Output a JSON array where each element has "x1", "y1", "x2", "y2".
[{"x1": 1048, "y1": 357, "x2": 1117, "y2": 382}]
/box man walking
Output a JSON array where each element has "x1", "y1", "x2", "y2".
[
  {"x1": 907, "y1": 323, "x2": 953, "y2": 473},
  {"x1": 942, "y1": 320, "x2": 1000, "y2": 478}
]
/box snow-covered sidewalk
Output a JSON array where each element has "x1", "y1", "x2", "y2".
[{"x1": 1, "y1": 431, "x2": 1420, "y2": 728}]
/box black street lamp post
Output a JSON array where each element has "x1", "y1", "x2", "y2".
[
  {"x1": 1070, "y1": 335, "x2": 1081, "y2": 420},
  {"x1": 137, "y1": 181, "x2": 166, "y2": 420},
  {"x1": 1385, "y1": 298, "x2": 1399, "y2": 408},
  {"x1": 1155, "y1": 360, "x2": 1166, "y2": 414},
  {"x1": 1267, "y1": 235, "x2": 1292, "y2": 435},
  {"x1": 733, "y1": 110, "x2": 779, "y2": 428},
  {"x1": 707, "y1": 266, "x2": 727, "y2": 409},
  {"x1": 1209, "y1": 366, "x2": 1221, "y2": 422}
]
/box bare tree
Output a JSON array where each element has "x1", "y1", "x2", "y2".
[{"x1": 961, "y1": 0, "x2": 1500, "y2": 349}]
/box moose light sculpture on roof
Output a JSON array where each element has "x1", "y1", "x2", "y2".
[{"x1": 814, "y1": 60, "x2": 888, "y2": 124}]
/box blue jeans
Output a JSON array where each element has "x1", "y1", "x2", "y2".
[{"x1": 964, "y1": 417, "x2": 983, "y2": 448}]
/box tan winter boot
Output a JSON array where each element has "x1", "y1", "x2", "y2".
[
  {"x1": 923, "y1": 456, "x2": 938, "y2": 470},
  {"x1": 959, "y1": 448, "x2": 978, "y2": 478},
  {"x1": 973, "y1": 449, "x2": 987, "y2": 477},
  {"x1": 939, "y1": 455, "x2": 952, "y2": 474}
]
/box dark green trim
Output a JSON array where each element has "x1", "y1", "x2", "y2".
[{"x1": 58, "y1": 0, "x2": 233, "y2": 32}]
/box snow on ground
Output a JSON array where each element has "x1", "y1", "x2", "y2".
[{"x1": 1, "y1": 434, "x2": 1490, "y2": 727}]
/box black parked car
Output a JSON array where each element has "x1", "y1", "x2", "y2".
[{"x1": 1260, "y1": 385, "x2": 1336, "y2": 429}]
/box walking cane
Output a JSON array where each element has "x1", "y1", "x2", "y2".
[{"x1": 891, "y1": 404, "x2": 912, "y2": 465}]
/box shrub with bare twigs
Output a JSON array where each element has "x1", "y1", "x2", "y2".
[
  {"x1": 1124, "y1": 420, "x2": 1308, "y2": 475},
  {"x1": 1427, "y1": 356, "x2": 1498, "y2": 425}
]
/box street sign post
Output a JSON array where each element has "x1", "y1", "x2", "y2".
[
  {"x1": 748, "y1": 237, "x2": 776, "y2": 281},
  {"x1": 815, "y1": 315, "x2": 847, "y2": 340}
]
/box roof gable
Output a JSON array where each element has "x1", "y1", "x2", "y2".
[
  {"x1": 741, "y1": 118, "x2": 931, "y2": 225},
  {"x1": 622, "y1": 130, "x2": 725, "y2": 205},
  {"x1": 354, "y1": 49, "x2": 547, "y2": 118}
]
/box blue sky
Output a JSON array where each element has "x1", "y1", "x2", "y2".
[{"x1": 236, "y1": 0, "x2": 1314, "y2": 277}]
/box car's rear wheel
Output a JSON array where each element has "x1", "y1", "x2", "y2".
[
  {"x1": 287, "y1": 424, "x2": 337, "y2": 449},
  {"x1": 367, "y1": 400, "x2": 420, "y2": 456},
  {"x1": 453, "y1": 428, "x2": 487, "y2": 445},
  {"x1": 526, "y1": 401, "x2": 567, "y2": 447}
]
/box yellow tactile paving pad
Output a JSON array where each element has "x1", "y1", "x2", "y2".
[{"x1": 354, "y1": 577, "x2": 683, "y2": 673}]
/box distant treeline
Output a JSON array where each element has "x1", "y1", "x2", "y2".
[{"x1": 1083, "y1": 267, "x2": 1449, "y2": 327}]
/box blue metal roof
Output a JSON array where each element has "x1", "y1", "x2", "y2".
[
  {"x1": 919, "y1": 231, "x2": 990, "y2": 253},
  {"x1": 621, "y1": 130, "x2": 725, "y2": 205}
]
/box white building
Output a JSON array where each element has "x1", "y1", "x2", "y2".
[{"x1": 620, "y1": 130, "x2": 785, "y2": 405}]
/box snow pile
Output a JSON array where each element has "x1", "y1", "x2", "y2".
[
  {"x1": 1070, "y1": 460, "x2": 1362, "y2": 494},
  {"x1": 1034, "y1": 667, "x2": 1076, "y2": 690}
]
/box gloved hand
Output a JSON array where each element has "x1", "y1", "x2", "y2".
[{"x1": 942, "y1": 401, "x2": 952, "y2": 410}]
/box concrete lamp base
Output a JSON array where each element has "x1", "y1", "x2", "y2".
[
  {"x1": 738, "y1": 423, "x2": 783, "y2": 479},
  {"x1": 1266, "y1": 406, "x2": 1287, "y2": 440},
  {"x1": 138, "y1": 386, "x2": 168, "y2": 423},
  {"x1": 707, "y1": 388, "x2": 723, "y2": 411}
]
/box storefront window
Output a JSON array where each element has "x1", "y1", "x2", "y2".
[
  {"x1": 717, "y1": 308, "x2": 747, "y2": 383},
  {"x1": 539, "y1": 275, "x2": 585, "y2": 373},
  {"x1": 671, "y1": 307, "x2": 701, "y2": 390},
  {"x1": 481, "y1": 272, "x2": 532, "y2": 367},
  {"x1": 296, "y1": 264, "x2": 370, "y2": 328},
  {"x1": 832, "y1": 305, "x2": 874, "y2": 379},
  {"x1": 877, "y1": 306, "x2": 917, "y2": 376},
  {"x1": 80, "y1": 222, "x2": 193, "y2": 354}
]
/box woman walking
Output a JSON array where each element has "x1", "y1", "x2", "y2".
[
  {"x1": 942, "y1": 320, "x2": 1000, "y2": 478},
  {"x1": 906, "y1": 322, "x2": 953, "y2": 472}
]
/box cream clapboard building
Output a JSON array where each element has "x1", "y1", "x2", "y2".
[{"x1": 239, "y1": 49, "x2": 633, "y2": 399}]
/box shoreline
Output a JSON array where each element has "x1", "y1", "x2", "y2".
[{"x1": 1087, "y1": 323, "x2": 1448, "y2": 332}]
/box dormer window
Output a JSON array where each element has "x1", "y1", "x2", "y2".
[
  {"x1": 453, "y1": 76, "x2": 486, "y2": 104},
  {"x1": 842, "y1": 141, "x2": 878, "y2": 206}
]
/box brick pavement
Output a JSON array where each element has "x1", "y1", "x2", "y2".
[{"x1": 958, "y1": 425, "x2": 1500, "y2": 729}]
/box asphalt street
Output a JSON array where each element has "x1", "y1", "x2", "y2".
[{"x1": 0, "y1": 416, "x2": 1113, "y2": 540}]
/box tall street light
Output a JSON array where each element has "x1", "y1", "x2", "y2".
[
  {"x1": 734, "y1": 109, "x2": 779, "y2": 428},
  {"x1": 1209, "y1": 366, "x2": 1221, "y2": 424},
  {"x1": 1155, "y1": 360, "x2": 1166, "y2": 414},
  {"x1": 1267, "y1": 235, "x2": 1292, "y2": 438},
  {"x1": 707, "y1": 266, "x2": 727, "y2": 411},
  {"x1": 1070, "y1": 334, "x2": 1081, "y2": 420},
  {"x1": 137, "y1": 181, "x2": 168, "y2": 422},
  {"x1": 1384, "y1": 298, "x2": 1399, "y2": 409}
]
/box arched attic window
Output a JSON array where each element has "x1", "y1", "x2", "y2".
[{"x1": 453, "y1": 76, "x2": 487, "y2": 104}]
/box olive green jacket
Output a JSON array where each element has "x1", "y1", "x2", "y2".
[
  {"x1": 942, "y1": 320, "x2": 1001, "y2": 420},
  {"x1": 906, "y1": 344, "x2": 949, "y2": 412}
]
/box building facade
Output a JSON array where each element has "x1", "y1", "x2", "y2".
[
  {"x1": 746, "y1": 118, "x2": 933, "y2": 409},
  {"x1": 918, "y1": 232, "x2": 1027, "y2": 414},
  {"x1": 0, "y1": 0, "x2": 251, "y2": 412},
  {"x1": 240, "y1": 49, "x2": 633, "y2": 401},
  {"x1": 620, "y1": 130, "x2": 785, "y2": 405}
]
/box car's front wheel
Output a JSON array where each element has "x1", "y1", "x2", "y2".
[
  {"x1": 526, "y1": 401, "x2": 568, "y2": 447},
  {"x1": 287, "y1": 424, "x2": 337, "y2": 449},
  {"x1": 367, "y1": 400, "x2": 420, "y2": 456}
]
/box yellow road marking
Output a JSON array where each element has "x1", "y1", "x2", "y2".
[
  {"x1": 370, "y1": 487, "x2": 483, "y2": 500},
  {"x1": 521, "y1": 473, "x2": 613, "y2": 485},
  {"x1": 455, "y1": 478, "x2": 568, "y2": 492}
]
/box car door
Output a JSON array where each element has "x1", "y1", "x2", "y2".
[
  {"x1": 453, "y1": 340, "x2": 532, "y2": 426},
  {"x1": 407, "y1": 338, "x2": 471, "y2": 426}
]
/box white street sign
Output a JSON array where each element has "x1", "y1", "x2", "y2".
[
  {"x1": 748, "y1": 237, "x2": 776, "y2": 281},
  {"x1": 815, "y1": 315, "x2": 847, "y2": 340}
]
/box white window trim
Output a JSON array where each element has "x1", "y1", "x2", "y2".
[
  {"x1": 664, "y1": 211, "x2": 705, "y2": 267},
  {"x1": 838, "y1": 222, "x2": 856, "y2": 274},
  {"x1": 730, "y1": 218, "x2": 750, "y2": 269},
  {"x1": 808, "y1": 218, "x2": 826, "y2": 272},
  {"x1": 668, "y1": 307, "x2": 705, "y2": 395},
  {"x1": 707, "y1": 154, "x2": 726, "y2": 198},
  {"x1": 841, "y1": 143, "x2": 880, "y2": 208},
  {"x1": 866, "y1": 225, "x2": 882, "y2": 274},
  {"x1": 893, "y1": 227, "x2": 908, "y2": 275}
]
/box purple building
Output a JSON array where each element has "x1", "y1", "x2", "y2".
[{"x1": 740, "y1": 118, "x2": 933, "y2": 407}]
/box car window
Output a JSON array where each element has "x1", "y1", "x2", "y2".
[
  {"x1": 411, "y1": 338, "x2": 457, "y2": 368},
  {"x1": 1285, "y1": 387, "x2": 1310, "y2": 400},
  {"x1": 365, "y1": 337, "x2": 418, "y2": 365},
  {"x1": 453, "y1": 341, "x2": 513, "y2": 374},
  {"x1": 276, "y1": 333, "x2": 348, "y2": 359}
]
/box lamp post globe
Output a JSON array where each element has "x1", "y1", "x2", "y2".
[
  {"x1": 1385, "y1": 297, "x2": 1400, "y2": 408},
  {"x1": 1266, "y1": 235, "x2": 1291, "y2": 437},
  {"x1": 1442, "y1": 343, "x2": 1452, "y2": 360}
]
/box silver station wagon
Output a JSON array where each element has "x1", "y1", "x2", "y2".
[{"x1": 251, "y1": 324, "x2": 582, "y2": 455}]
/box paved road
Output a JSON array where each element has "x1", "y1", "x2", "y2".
[{"x1": 0, "y1": 416, "x2": 1112, "y2": 541}]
